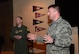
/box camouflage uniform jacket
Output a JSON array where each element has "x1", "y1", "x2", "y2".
[{"x1": 37, "y1": 17, "x2": 72, "y2": 54}]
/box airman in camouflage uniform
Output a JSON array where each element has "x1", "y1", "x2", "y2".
[
  {"x1": 27, "y1": 4, "x2": 72, "y2": 54},
  {"x1": 37, "y1": 17, "x2": 72, "y2": 54}
]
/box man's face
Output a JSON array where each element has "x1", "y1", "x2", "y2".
[
  {"x1": 48, "y1": 7, "x2": 56, "y2": 20},
  {"x1": 16, "y1": 17, "x2": 22, "y2": 25}
]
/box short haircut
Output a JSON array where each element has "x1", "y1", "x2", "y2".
[
  {"x1": 48, "y1": 4, "x2": 61, "y2": 13},
  {"x1": 17, "y1": 16, "x2": 23, "y2": 20}
]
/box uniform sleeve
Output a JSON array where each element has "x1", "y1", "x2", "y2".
[
  {"x1": 25, "y1": 26, "x2": 30, "y2": 33},
  {"x1": 53, "y1": 25, "x2": 72, "y2": 47},
  {"x1": 22, "y1": 26, "x2": 30, "y2": 40},
  {"x1": 36, "y1": 36, "x2": 44, "y2": 43}
]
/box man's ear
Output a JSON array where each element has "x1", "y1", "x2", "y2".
[{"x1": 54, "y1": 10, "x2": 57, "y2": 14}]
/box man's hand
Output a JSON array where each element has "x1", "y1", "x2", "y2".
[
  {"x1": 43, "y1": 34, "x2": 54, "y2": 43},
  {"x1": 27, "y1": 33, "x2": 37, "y2": 40}
]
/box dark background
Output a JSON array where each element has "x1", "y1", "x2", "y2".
[
  {"x1": 55, "y1": 0, "x2": 79, "y2": 26},
  {"x1": 0, "y1": 0, "x2": 9, "y2": 2},
  {"x1": 0, "y1": 0, "x2": 13, "y2": 51},
  {"x1": 55, "y1": 0, "x2": 79, "y2": 34}
]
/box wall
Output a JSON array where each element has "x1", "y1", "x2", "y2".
[
  {"x1": 13, "y1": 0, "x2": 55, "y2": 34},
  {"x1": 13, "y1": 0, "x2": 55, "y2": 53},
  {"x1": 72, "y1": 27, "x2": 78, "y2": 54}
]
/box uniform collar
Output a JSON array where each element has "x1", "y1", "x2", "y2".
[{"x1": 50, "y1": 17, "x2": 62, "y2": 26}]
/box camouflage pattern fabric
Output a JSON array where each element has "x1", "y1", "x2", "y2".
[{"x1": 37, "y1": 17, "x2": 72, "y2": 54}]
